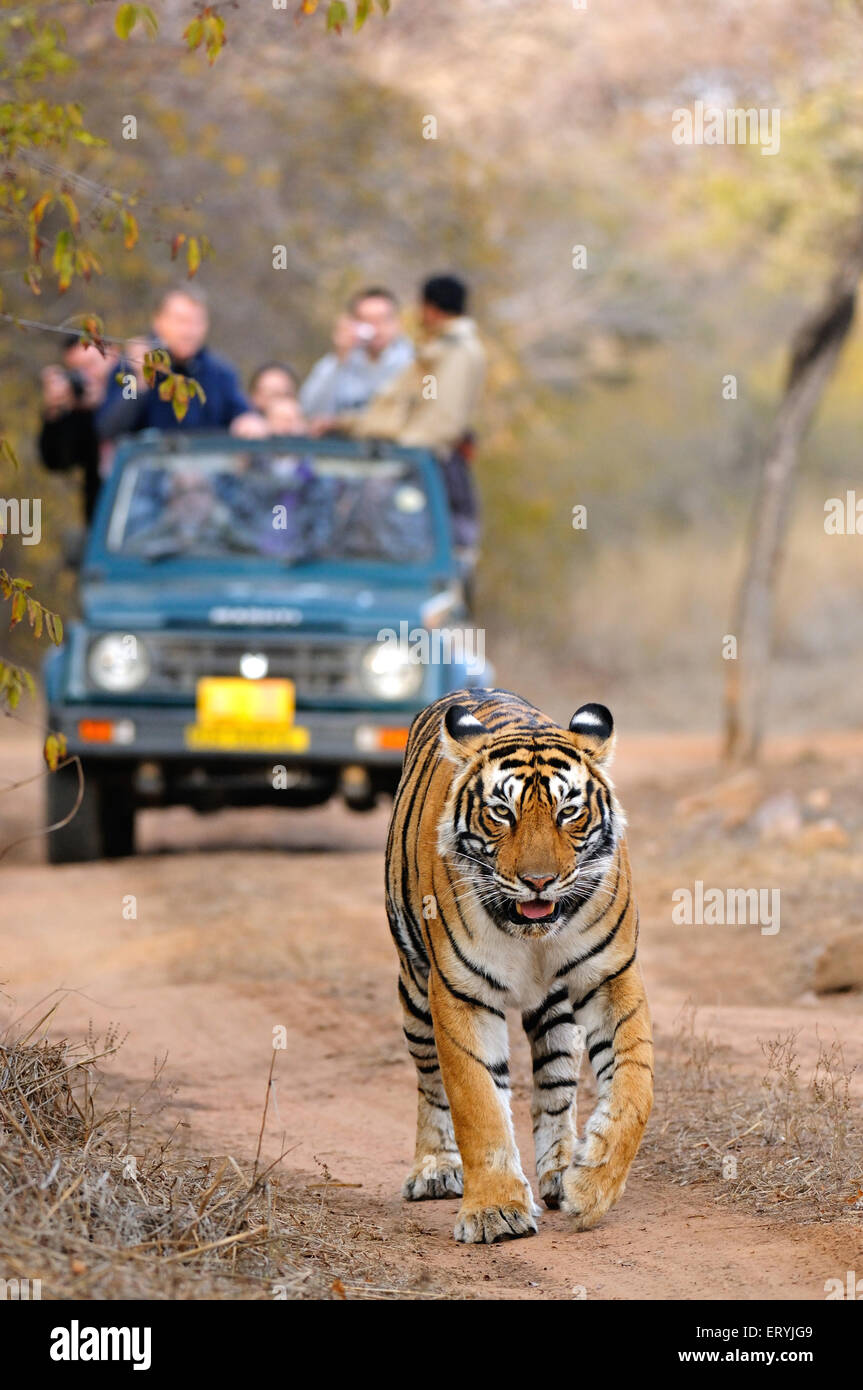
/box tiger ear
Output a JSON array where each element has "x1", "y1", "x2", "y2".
[
  {"x1": 440, "y1": 703, "x2": 490, "y2": 765},
  {"x1": 569, "y1": 703, "x2": 615, "y2": 765}
]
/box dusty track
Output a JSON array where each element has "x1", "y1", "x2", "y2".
[{"x1": 2, "y1": 725, "x2": 862, "y2": 1299}]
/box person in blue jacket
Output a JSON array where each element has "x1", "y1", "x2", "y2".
[{"x1": 98, "y1": 284, "x2": 255, "y2": 438}]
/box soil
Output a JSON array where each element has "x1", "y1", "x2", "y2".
[{"x1": 2, "y1": 720, "x2": 862, "y2": 1299}]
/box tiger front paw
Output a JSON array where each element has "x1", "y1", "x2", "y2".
[
  {"x1": 402, "y1": 1152, "x2": 464, "y2": 1201},
  {"x1": 453, "y1": 1197, "x2": 538, "y2": 1244}
]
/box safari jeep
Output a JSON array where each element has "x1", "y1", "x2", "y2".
[{"x1": 43, "y1": 432, "x2": 488, "y2": 862}]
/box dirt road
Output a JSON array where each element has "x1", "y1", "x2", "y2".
[{"x1": 2, "y1": 724, "x2": 862, "y2": 1299}]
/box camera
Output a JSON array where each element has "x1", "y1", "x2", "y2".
[{"x1": 65, "y1": 368, "x2": 86, "y2": 401}]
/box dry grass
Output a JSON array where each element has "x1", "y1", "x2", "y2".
[
  {"x1": 649, "y1": 1006, "x2": 863, "y2": 1222},
  {"x1": 0, "y1": 1011, "x2": 449, "y2": 1301}
]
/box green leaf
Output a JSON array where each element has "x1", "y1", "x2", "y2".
[
  {"x1": 183, "y1": 16, "x2": 204, "y2": 50},
  {"x1": 326, "y1": 1, "x2": 349, "y2": 33},
  {"x1": 171, "y1": 375, "x2": 191, "y2": 421},
  {"x1": 52, "y1": 228, "x2": 75, "y2": 292},
  {"x1": 138, "y1": 5, "x2": 159, "y2": 38},
  {"x1": 186, "y1": 235, "x2": 201, "y2": 278},
  {"x1": 0, "y1": 437, "x2": 21, "y2": 473},
  {"x1": 115, "y1": 3, "x2": 138, "y2": 40}
]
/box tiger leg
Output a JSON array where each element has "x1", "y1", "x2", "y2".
[
  {"x1": 522, "y1": 987, "x2": 585, "y2": 1210},
  {"x1": 563, "y1": 964, "x2": 653, "y2": 1229},
  {"x1": 429, "y1": 971, "x2": 537, "y2": 1244},
  {"x1": 398, "y1": 956, "x2": 464, "y2": 1200}
]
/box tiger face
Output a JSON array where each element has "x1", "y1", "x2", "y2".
[{"x1": 438, "y1": 703, "x2": 622, "y2": 939}]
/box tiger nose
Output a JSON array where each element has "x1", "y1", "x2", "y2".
[{"x1": 521, "y1": 872, "x2": 556, "y2": 893}]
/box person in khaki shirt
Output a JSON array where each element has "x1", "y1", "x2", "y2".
[
  {"x1": 313, "y1": 275, "x2": 486, "y2": 457},
  {"x1": 311, "y1": 275, "x2": 485, "y2": 551}
]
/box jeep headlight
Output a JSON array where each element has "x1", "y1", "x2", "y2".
[
  {"x1": 361, "y1": 641, "x2": 423, "y2": 701},
  {"x1": 88, "y1": 633, "x2": 150, "y2": 693}
]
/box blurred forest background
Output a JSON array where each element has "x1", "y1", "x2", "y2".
[{"x1": 3, "y1": 0, "x2": 862, "y2": 736}]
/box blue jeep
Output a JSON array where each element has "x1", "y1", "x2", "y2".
[{"x1": 44, "y1": 432, "x2": 488, "y2": 861}]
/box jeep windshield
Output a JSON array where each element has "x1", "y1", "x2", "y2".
[{"x1": 105, "y1": 449, "x2": 436, "y2": 565}]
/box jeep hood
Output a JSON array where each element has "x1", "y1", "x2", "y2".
[{"x1": 79, "y1": 572, "x2": 446, "y2": 635}]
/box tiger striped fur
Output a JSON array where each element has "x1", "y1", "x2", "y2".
[{"x1": 385, "y1": 688, "x2": 653, "y2": 1244}]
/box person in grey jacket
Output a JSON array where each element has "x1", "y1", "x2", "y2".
[{"x1": 299, "y1": 286, "x2": 413, "y2": 417}]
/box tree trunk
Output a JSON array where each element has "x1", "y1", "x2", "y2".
[{"x1": 723, "y1": 220, "x2": 863, "y2": 761}]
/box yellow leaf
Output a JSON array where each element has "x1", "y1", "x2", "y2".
[
  {"x1": 183, "y1": 16, "x2": 204, "y2": 49},
  {"x1": 44, "y1": 732, "x2": 67, "y2": 772},
  {"x1": 9, "y1": 591, "x2": 26, "y2": 629},
  {"x1": 31, "y1": 192, "x2": 54, "y2": 225},
  {"x1": 115, "y1": 3, "x2": 137, "y2": 39},
  {"x1": 122, "y1": 209, "x2": 139, "y2": 250},
  {"x1": 59, "y1": 192, "x2": 80, "y2": 230}
]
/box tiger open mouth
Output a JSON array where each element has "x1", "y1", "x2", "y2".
[{"x1": 511, "y1": 898, "x2": 562, "y2": 926}]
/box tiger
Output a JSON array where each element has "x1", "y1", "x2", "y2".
[{"x1": 385, "y1": 688, "x2": 653, "y2": 1244}]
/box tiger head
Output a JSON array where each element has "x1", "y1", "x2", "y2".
[{"x1": 438, "y1": 702, "x2": 623, "y2": 939}]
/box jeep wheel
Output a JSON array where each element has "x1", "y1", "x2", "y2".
[
  {"x1": 45, "y1": 761, "x2": 136, "y2": 863},
  {"x1": 100, "y1": 768, "x2": 136, "y2": 859}
]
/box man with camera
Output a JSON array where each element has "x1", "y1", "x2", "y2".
[
  {"x1": 38, "y1": 334, "x2": 118, "y2": 522},
  {"x1": 315, "y1": 275, "x2": 486, "y2": 554},
  {"x1": 299, "y1": 287, "x2": 414, "y2": 418}
]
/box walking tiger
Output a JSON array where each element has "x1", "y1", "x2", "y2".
[{"x1": 385, "y1": 689, "x2": 653, "y2": 1243}]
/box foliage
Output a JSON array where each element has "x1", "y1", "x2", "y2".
[
  {"x1": 1, "y1": 0, "x2": 397, "y2": 833},
  {"x1": 300, "y1": 0, "x2": 391, "y2": 34},
  {"x1": 0, "y1": 0, "x2": 237, "y2": 798},
  {"x1": 4, "y1": 0, "x2": 863, "y2": 741}
]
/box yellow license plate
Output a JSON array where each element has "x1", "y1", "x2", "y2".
[
  {"x1": 197, "y1": 677, "x2": 295, "y2": 725},
  {"x1": 185, "y1": 678, "x2": 310, "y2": 752}
]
